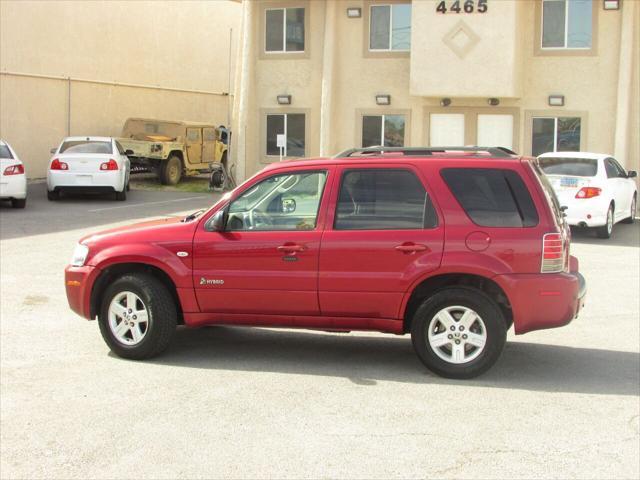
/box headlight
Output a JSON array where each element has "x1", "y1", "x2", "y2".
[{"x1": 70, "y1": 243, "x2": 89, "y2": 267}]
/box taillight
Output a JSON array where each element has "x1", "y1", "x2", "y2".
[
  {"x1": 541, "y1": 233, "x2": 566, "y2": 273},
  {"x1": 100, "y1": 159, "x2": 118, "y2": 171},
  {"x1": 3, "y1": 164, "x2": 24, "y2": 175},
  {"x1": 575, "y1": 187, "x2": 601, "y2": 199},
  {"x1": 50, "y1": 159, "x2": 68, "y2": 170}
]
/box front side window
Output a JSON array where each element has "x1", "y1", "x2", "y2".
[
  {"x1": 532, "y1": 117, "x2": 581, "y2": 156},
  {"x1": 59, "y1": 141, "x2": 112, "y2": 154},
  {"x1": 442, "y1": 168, "x2": 539, "y2": 228},
  {"x1": 370, "y1": 4, "x2": 411, "y2": 51},
  {"x1": 362, "y1": 115, "x2": 405, "y2": 147},
  {"x1": 266, "y1": 113, "x2": 305, "y2": 157},
  {"x1": 335, "y1": 169, "x2": 436, "y2": 230},
  {"x1": 266, "y1": 7, "x2": 305, "y2": 52},
  {"x1": 227, "y1": 171, "x2": 327, "y2": 231},
  {"x1": 542, "y1": 0, "x2": 592, "y2": 49}
]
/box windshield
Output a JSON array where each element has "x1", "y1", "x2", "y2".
[
  {"x1": 0, "y1": 145, "x2": 13, "y2": 159},
  {"x1": 60, "y1": 141, "x2": 113, "y2": 154},
  {"x1": 538, "y1": 157, "x2": 597, "y2": 177}
]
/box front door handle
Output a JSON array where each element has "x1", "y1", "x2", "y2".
[
  {"x1": 277, "y1": 244, "x2": 306, "y2": 253},
  {"x1": 394, "y1": 243, "x2": 429, "y2": 254}
]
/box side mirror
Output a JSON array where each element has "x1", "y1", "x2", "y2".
[
  {"x1": 627, "y1": 170, "x2": 637, "y2": 178},
  {"x1": 50, "y1": 148, "x2": 56, "y2": 154},
  {"x1": 209, "y1": 209, "x2": 227, "y2": 232},
  {"x1": 125, "y1": 149, "x2": 134, "y2": 155},
  {"x1": 282, "y1": 198, "x2": 296, "y2": 213}
]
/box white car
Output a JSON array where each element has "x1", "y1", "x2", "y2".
[
  {"x1": 47, "y1": 136, "x2": 131, "y2": 201},
  {"x1": 0, "y1": 139, "x2": 27, "y2": 209},
  {"x1": 538, "y1": 152, "x2": 637, "y2": 238}
]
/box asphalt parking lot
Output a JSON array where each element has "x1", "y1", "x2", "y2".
[{"x1": 1, "y1": 183, "x2": 639, "y2": 479}]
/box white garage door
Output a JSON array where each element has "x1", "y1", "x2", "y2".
[
  {"x1": 477, "y1": 114, "x2": 514, "y2": 150},
  {"x1": 429, "y1": 114, "x2": 465, "y2": 147}
]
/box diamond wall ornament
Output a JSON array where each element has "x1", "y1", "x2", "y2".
[{"x1": 443, "y1": 21, "x2": 480, "y2": 59}]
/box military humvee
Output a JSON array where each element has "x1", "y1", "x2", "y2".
[{"x1": 118, "y1": 118, "x2": 229, "y2": 186}]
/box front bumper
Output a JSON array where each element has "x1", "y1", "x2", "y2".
[
  {"x1": 496, "y1": 270, "x2": 587, "y2": 335},
  {"x1": 65, "y1": 264, "x2": 101, "y2": 319}
]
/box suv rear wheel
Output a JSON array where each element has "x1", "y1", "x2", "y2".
[
  {"x1": 98, "y1": 273, "x2": 177, "y2": 359},
  {"x1": 410, "y1": 287, "x2": 507, "y2": 379}
]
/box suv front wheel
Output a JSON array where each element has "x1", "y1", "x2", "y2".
[
  {"x1": 411, "y1": 287, "x2": 507, "y2": 379},
  {"x1": 98, "y1": 273, "x2": 177, "y2": 359}
]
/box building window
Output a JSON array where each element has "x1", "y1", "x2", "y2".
[
  {"x1": 369, "y1": 4, "x2": 411, "y2": 51},
  {"x1": 362, "y1": 115, "x2": 405, "y2": 147},
  {"x1": 542, "y1": 0, "x2": 592, "y2": 49},
  {"x1": 266, "y1": 113, "x2": 305, "y2": 157},
  {"x1": 265, "y1": 8, "x2": 305, "y2": 52},
  {"x1": 532, "y1": 117, "x2": 581, "y2": 156}
]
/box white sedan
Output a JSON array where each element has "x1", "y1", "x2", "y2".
[
  {"x1": 0, "y1": 139, "x2": 27, "y2": 209},
  {"x1": 538, "y1": 151, "x2": 637, "y2": 238},
  {"x1": 47, "y1": 136, "x2": 131, "y2": 201}
]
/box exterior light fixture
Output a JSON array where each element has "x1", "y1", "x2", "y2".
[
  {"x1": 548, "y1": 94, "x2": 565, "y2": 107},
  {"x1": 603, "y1": 0, "x2": 620, "y2": 10},
  {"x1": 488, "y1": 98, "x2": 500, "y2": 106},
  {"x1": 375, "y1": 94, "x2": 391, "y2": 105},
  {"x1": 440, "y1": 98, "x2": 452, "y2": 107},
  {"x1": 277, "y1": 95, "x2": 292, "y2": 105},
  {"x1": 347, "y1": 7, "x2": 362, "y2": 18}
]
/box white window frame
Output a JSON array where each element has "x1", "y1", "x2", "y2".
[
  {"x1": 266, "y1": 113, "x2": 305, "y2": 157},
  {"x1": 532, "y1": 116, "x2": 581, "y2": 153},
  {"x1": 369, "y1": 4, "x2": 411, "y2": 52},
  {"x1": 541, "y1": 0, "x2": 591, "y2": 50},
  {"x1": 265, "y1": 7, "x2": 305, "y2": 54},
  {"x1": 362, "y1": 114, "x2": 405, "y2": 147}
]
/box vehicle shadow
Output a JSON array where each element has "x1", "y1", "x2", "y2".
[
  {"x1": 570, "y1": 222, "x2": 640, "y2": 248},
  {"x1": 140, "y1": 326, "x2": 640, "y2": 396}
]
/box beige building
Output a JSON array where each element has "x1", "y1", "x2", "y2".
[
  {"x1": 0, "y1": 0, "x2": 241, "y2": 178},
  {"x1": 230, "y1": 0, "x2": 639, "y2": 182}
]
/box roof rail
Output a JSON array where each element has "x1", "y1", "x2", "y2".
[{"x1": 333, "y1": 146, "x2": 517, "y2": 158}]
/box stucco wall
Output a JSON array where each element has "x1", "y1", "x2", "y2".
[{"x1": 0, "y1": 0, "x2": 241, "y2": 178}]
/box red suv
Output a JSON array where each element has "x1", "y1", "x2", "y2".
[{"x1": 65, "y1": 147, "x2": 586, "y2": 378}]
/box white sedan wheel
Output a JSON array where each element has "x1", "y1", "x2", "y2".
[
  {"x1": 427, "y1": 306, "x2": 487, "y2": 364},
  {"x1": 108, "y1": 291, "x2": 150, "y2": 346}
]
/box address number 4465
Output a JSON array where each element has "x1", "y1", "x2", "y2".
[{"x1": 437, "y1": 0, "x2": 488, "y2": 14}]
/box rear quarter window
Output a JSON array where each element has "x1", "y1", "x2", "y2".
[
  {"x1": 0, "y1": 144, "x2": 13, "y2": 159},
  {"x1": 441, "y1": 168, "x2": 539, "y2": 228}
]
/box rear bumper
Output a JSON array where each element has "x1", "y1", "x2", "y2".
[
  {"x1": 65, "y1": 265, "x2": 101, "y2": 319},
  {"x1": 496, "y1": 270, "x2": 587, "y2": 334},
  {"x1": 562, "y1": 197, "x2": 610, "y2": 227},
  {"x1": 0, "y1": 175, "x2": 27, "y2": 199},
  {"x1": 48, "y1": 171, "x2": 123, "y2": 192}
]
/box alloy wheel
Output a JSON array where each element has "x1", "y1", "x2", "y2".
[
  {"x1": 427, "y1": 306, "x2": 487, "y2": 364},
  {"x1": 108, "y1": 291, "x2": 150, "y2": 346}
]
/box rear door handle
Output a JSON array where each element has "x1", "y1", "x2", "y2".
[
  {"x1": 394, "y1": 243, "x2": 429, "y2": 254},
  {"x1": 277, "y1": 244, "x2": 306, "y2": 253}
]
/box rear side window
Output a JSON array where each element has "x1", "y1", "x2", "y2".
[
  {"x1": 0, "y1": 145, "x2": 13, "y2": 159},
  {"x1": 335, "y1": 169, "x2": 438, "y2": 230},
  {"x1": 60, "y1": 141, "x2": 112, "y2": 154},
  {"x1": 538, "y1": 157, "x2": 597, "y2": 177},
  {"x1": 441, "y1": 168, "x2": 539, "y2": 227}
]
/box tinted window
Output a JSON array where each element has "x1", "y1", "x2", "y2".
[
  {"x1": 539, "y1": 157, "x2": 597, "y2": 176},
  {"x1": 0, "y1": 145, "x2": 13, "y2": 159},
  {"x1": 266, "y1": 114, "x2": 305, "y2": 157},
  {"x1": 442, "y1": 168, "x2": 539, "y2": 227},
  {"x1": 59, "y1": 141, "x2": 112, "y2": 154},
  {"x1": 361, "y1": 115, "x2": 405, "y2": 148},
  {"x1": 605, "y1": 159, "x2": 626, "y2": 178},
  {"x1": 335, "y1": 169, "x2": 436, "y2": 230}
]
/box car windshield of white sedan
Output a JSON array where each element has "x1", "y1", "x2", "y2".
[
  {"x1": 59, "y1": 141, "x2": 112, "y2": 154},
  {"x1": 0, "y1": 145, "x2": 13, "y2": 159},
  {"x1": 539, "y1": 157, "x2": 597, "y2": 177}
]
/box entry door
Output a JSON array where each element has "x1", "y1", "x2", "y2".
[
  {"x1": 192, "y1": 168, "x2": 331, "y2": 315},
  {"x1": 319, "y1": 166, "x2": 444, "y2": 319},
  {"x1": 477, "y1": 114, "x2": 514, "y2": 150},
  {"x1": 186, "y1": 127, "x2": 202, "y2": 164},
  {"x1": 429, "y1": 114, "x2": 465, "y2": 146}
]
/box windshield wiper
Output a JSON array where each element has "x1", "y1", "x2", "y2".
[{"x1": 183, "y1": 209, "x2": 205, "y2": 222}]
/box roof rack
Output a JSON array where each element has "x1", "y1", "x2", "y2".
[{"x1": 333, "y1": 146, "x2": 518, "y2": 158}]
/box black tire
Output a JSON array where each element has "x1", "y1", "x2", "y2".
[
  {"x1": 47, "y1": 190, "x2": 59, "y2": 201},
  {"x1": 621, "y1": 194, "x2": 636, "y2": 224},
  {"x1": 126, "y1": 181, "x2": 131, "y2": 192},
  {"x1": 160, "y1": 155, "x2": 182, "y2": 185},
  {"x1": 115, "y1": 188, "x2": 127, "y2": 201},
  {"x1": 98, "y1": 273, "x2": 177, "y2": 360},
  {"x1": 596, "y1": 204, "x2": 614, "y2": 238},
  {"x1": 11, "y1": 198, "x2": 26, "y2": 209},
  {"x1": 410, "y1": 287, "x2": 507, "y2": 379}
]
